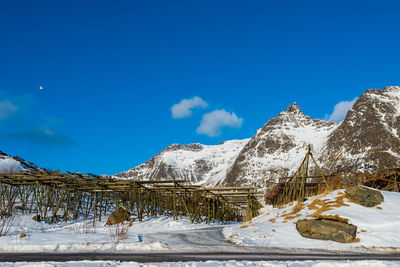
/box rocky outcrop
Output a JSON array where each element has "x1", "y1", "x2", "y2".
[
  {"x1": 296, "y1": 218, "x2": 357, "y2": 243},
  {"x1": 106, "y1": 207, "x2": 130, "y2": 225},
  {"x1": 345, "y1": 186, "x2": 384, "y2": 207},
  {"x1": 115, "y1": 86, "x2": 400, "y2": 188},
  {"x1": 222, "y1": 103, "x2": 337, "y2": 186},
  {"x1": 318, "y1": 86, "x2": 400, "y2": 173}
]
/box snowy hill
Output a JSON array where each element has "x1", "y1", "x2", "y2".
[
  {"x1": 0, "y1": 150, "x2": 41, "y2": 172},
  {"x1": 115, "y1": 139, "x2": 249, "y2": 186},
  {"x1": 224, "y1": 188, "x2": 400, "y2": 251},
  {"x1": 116, "y1": 86, "x2": 400, "y2": 188}
]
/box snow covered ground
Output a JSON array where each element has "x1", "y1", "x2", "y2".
[
  {"x1": 0, "y1": 214, "x2": 231, "y2": 252},
  {"x1": 224, "y1": 188, "x2": 400, "y2": 251},
  {"x1": 1, "y1": 187, "x2": 400, "y2": 255},
  {"x1": 1, "y1": 260, "x2": 400, "y2": 267}
]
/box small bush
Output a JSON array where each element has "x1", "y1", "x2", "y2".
[
  {"x1": 74, "y1": 222, "x2": 96, "y2": 234},
  {"x1": 108, "y1": 222, "x2": 129, "y2": 243},
  {"x1": 0, "y1": 216, "x2": 17, "y2": 237}
]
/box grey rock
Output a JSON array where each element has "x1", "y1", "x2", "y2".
[
  {"x1": 296, "y1": 218, "x2": 357, "y2": 243},
  {"x1": 345, "y1": 186, "x2": 384, "y2": 207},
  {"x1": 106, "y1": 207, "x2": 130, "y2": 225}
]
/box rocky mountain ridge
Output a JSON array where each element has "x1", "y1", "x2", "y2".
[
  {"x1": 116, "y1": 139, "x2": 249, "y2": 186},
  {"x1": 318, "y1": 85, "x2": 400, "y2": 173},
  {"x1": 116, "y1": 86, "x2": 400, "y2": 188},
  {"x1": 222, "y1": 102, "x2": 337, "y2": 186}
]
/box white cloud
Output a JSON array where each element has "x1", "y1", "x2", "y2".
[
  {"x1": 0, "y1": 100, "x2": 18, "y2": 120},
  {"x1": 196, "y1": 109, "x2": 243, "y2": 137},
  {"x1": 171, "y1": 96, "x2": 208, "y2": 119},
  {"x1": 326, "y1": 97, "x2": 358, "y2": 122}
]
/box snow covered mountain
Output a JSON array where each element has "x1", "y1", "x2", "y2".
[
  {"x1": 0, "y1": 150, "x2": 41, "y2": 172},
  {"x1": 222, "y1": 103, "x2": 337, "y2": 186},
  {"x1": 318, "y1": 85, "x2": 400, "y2": 173},
  {"x1": 116, "y1": 86, "x2": 400, "y2": 188},
  {"x1": 115, "y1": 139, "x2": 249, "y2": 186}
]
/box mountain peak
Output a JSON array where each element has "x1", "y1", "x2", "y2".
[
  {"x1": 384, "y1": 85, "x2": 400, "y2": 92},
  {"x1": 284, "y1": 102, "x2": 303, "y2": 114}
]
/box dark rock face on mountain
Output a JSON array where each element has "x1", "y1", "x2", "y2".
[
  {"x1": 116, "y1": 86, "x2": 400, "y2": 188},
  {"x1": 318, "y1": 86, "x2": 400, "y2": 173},
  {"x1": 222, "y1": 103, "x2": 337, "y2": 186},
  {"x1": 114, "y1": 139, "x2": 249, "y2": 186}
]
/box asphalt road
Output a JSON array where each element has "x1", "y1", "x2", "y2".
[
  {"x1": 1, "y1": 226, "x2": 399, "y2": 263},
  {"x1": 1, "y1": 252, "x2": 400, "y2": 262}
]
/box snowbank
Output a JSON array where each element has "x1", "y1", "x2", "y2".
[
  {"x1": 0, "y1": 214, "x2": 227, "y2": 252},
  {"x1": 224, "y1": 189, "x2": 400, "y2": 250}
]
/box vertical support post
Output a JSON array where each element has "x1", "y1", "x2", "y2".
[
  {"x1": 173, "y1": 178, "x2": 177, "y2": 220},
  {"x1": 93, "y1": 192, "x2": 97, "y2": 227},
  {"x1": 35, "y1": 179, "x2": 39, "y2": 218}
]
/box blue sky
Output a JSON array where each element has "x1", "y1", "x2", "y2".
[{"x1": 1, "y1": 0, "x2": 399, "y2": 174}]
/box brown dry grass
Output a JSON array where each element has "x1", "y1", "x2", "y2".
[
  {"x1": 327, "y1": 195, "x2": 349, "y2": 208},
  {"x1": 160, "y1": 243, "x2": 171, "y2": 249},
  {"x1": 240, "y1": 225, "x2": 249, "y2": 229},
  {"x1": 310, "y1": 207, "x2": 333, "y2": 218},
  {"x1": 284, "y1": 213, "x2": 301, "y2": 220},
  {"x1": 376, "y1": 206, "x2": 382, "y2": 210},
  {"x1": 307, "y1": 193, "x2": 350, "y2": 219},
  {"x1": 316, "y1": 176, "x2": 342, "y2": 195},
  {"x1": 269, "y1": 218, "x2": 276, "y2": 223},
  {"x1": 291, "y1": 202, "x2": 305, "y2": 214},
  {"x1": 308, "y1": 199, "x2": 326, "y2": 210},
  {"x1": 312, "y1": 214, "x2": 349, "y2": 223},
  {"x1": 280, "y1": 201, "x2": 305, "y2": 220}
]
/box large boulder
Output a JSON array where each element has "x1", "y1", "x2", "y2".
[
  {"x1": 345, "y1": 186, "x2": 384, "y2": 207},
  {"x1": 296, "y1": 218, "x2": 357, "y2": 243},
  {"x1": 106, "y1": 207, "x2": 130, "y2": 225}
]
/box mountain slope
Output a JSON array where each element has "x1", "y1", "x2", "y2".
[
  {"x1": 222, "y1": 103, "x2": 337, "y2": 186},
  {"x1": 318, "y1": 85, "x2": 400, "y2": 173},
  {"x1": 0, "y1": 150, "x2": 41, "y2": 172},
  {"x1": 115, "y1": 139, "x2": 249, "y2": 186},
  {"x1": 116, "y1": 86, "x2": 400, "y2": 188}
]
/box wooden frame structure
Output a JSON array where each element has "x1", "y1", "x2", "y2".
[
  {"x1": 0, "y1": 170, "x2": 261, "y2": 225},
  {"x1": 265, "y1": 145, "x2": 400, "y2": 206}
]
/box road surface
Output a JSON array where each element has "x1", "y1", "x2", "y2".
[{"x1": 1, "y1": 251, "x2": 400, "y2": 262}]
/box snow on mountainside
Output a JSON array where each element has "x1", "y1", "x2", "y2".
[
  {"x1": 115, "y1": 139, "x2": 250, "y2": 186},
  {"x1": 0, "y1": 151, "x2": 23, "y2": 171},
  {"x1": 0, "y1": 150, "x2": 41, "y2": 172},
  {"x1": 222, "y1": 103, "x2": 337, "y2": 187},
  {"x1": 318, "y1": 85, "x2": 400, "y2": 173},
  {"x1": 116, "y1": 86, "x2": 400, "y2": 188}
]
